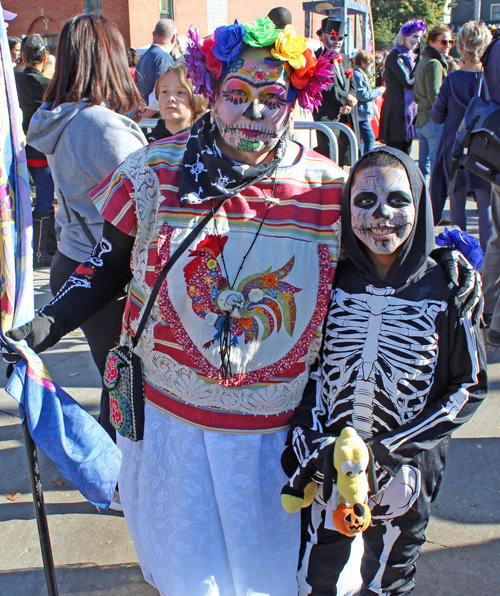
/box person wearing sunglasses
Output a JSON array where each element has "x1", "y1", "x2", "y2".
[{"x1": 413, "y1": 24, "x2": 458, "y2": 180}]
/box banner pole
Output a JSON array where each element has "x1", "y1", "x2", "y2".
[{"x1": 22, "y1": 419, "x2": 59, "y2": 596}]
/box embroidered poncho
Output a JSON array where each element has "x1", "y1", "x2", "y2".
[{"x1": 91, "y1": 132, "x2": 345, "y2": 432}]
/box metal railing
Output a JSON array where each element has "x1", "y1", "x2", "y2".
[
  {"x1": 320, "y1": 121, "x2": 360, "y2": 166},
  {"x1": 139, "y1": 118, "x2": 359, "y2": 166},
  {"x1": 139, "y1": 118, "x2": 160, "y2": 134},
  {"x1": 292, "y1": 121, "x2": 338, "y2": 163}
]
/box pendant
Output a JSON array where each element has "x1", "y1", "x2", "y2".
[{"x1": 217, "y1": 289, "x2": 245, "y2": 319}]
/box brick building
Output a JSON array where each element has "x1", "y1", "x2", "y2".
[{"x1": 4, "y1": 0, "x2": 325, "y2": 52}]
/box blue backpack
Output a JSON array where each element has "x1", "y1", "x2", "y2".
[{"x1": 450, "y1": 38, "x2": 500, "y2": 187}]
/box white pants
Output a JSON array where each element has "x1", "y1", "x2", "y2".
[{"x1": 118, "y1": 402, "x2": 301, "y2": 596}]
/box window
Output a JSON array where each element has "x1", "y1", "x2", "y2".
[
  {"x1": 159, "y1": 0, "x2": 173, "y2": 19},
  {"x1": 492, "y1": 4, "x2": 500, "y2": 20},
  {"x1": 85, "y1": 0, "x2": 103, "y2": 14},
  {"x1": 43, "y1": 35, "x2": 58, "y2": 54}
]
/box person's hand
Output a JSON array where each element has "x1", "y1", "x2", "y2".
[
  {"x1": 5, "y1": 313, "x2": 59, "y2": 355},
  {"x1": 339, "y1": 105, "x2": 352, "y2": 115},
  {"x1": 345, "y1": 94, "x2": 358, "y2": 107},
  {"x1": 1, "y1": 335, "x2": 22, "y2": 377},
  {"x1": 379, "y1": 86, "x2": 386, "y2": 94},
  {"x1": 281, "y1": 427, "x2": 336, "y2": 512},
  {"x1": 430, "y1": 247, "x2": 483, "y2": 324}
]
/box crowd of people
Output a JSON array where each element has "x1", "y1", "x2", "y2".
[{"x1": 4, "y1": 6, "x2": 496, "y2": 596}]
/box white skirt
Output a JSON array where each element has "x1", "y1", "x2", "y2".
[{"x1": 117, "y1": 402, "x2": 301, "y2": 596}]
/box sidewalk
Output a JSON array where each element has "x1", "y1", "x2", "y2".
[{"x1": 1, "y1": 200, "x2": 499, "y2": 595}]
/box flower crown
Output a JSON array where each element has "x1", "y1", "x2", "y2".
[
  {"x1": 400, "y1": 20, "x2": 427, "y2": 37},
  {"x1": 185, "y1": 17, "x2": 335, "y2": 111}
]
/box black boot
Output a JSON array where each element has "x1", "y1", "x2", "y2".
[
  {"x1": 46, "y1": 208, "x2": 58, "y2": 256},
  {"x1": 32, "y1": 212, "x2": 54, "y2": 268}
]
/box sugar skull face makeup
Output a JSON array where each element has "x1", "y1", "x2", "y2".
[
  {"x1": 351, "y1": 166, "x2": 415, "y2": 257},
  {"x1": 214, "y1": 47, "x2": 292, "y2": 160}
]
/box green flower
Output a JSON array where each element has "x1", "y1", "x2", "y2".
[{"x1": 243, "y1": 17, "x2": 281, "y2": 48}]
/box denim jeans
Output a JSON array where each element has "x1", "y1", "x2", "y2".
[
  {"x1": 28, "y1": 164, "x2": 55, "y2": 214},
  {"x1": 358, "y1": 119, "x2": 375, "y2": 155},
  {"x1": 416, "y1": 120, "x2": 443, "y2": 179},
  {"x1": 449, "y1": 186, "x2": 493, "y2": 252}
]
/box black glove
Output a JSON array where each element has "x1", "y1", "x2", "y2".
[
  {"x1": 6, "y1": 313, "x2": 61, "y2": 354},
  {"x1": 281, "y1": 426, "x2": 337, "y2": 512},
  {"x1": 1, "y1": 335, "x2": 22, "y2": 378},
  {"x1": 430, "y1": 247, "x2": 483, "y2": 324}
]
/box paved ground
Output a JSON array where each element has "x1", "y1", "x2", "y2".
[{"x1": 0, "y1": 199, "x2": 499, "y2": 596}]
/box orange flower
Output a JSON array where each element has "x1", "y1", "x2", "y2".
[
  {"x1": 260, "y1": 274, "x2": 279, "y2": 288},
  {"x1": 291, "y1": 48, "x2": 318, "y2": 90}
]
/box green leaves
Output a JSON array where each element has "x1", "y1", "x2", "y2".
[{"x1": 372, "y1": 0, "x2": 448, "y2": 50}]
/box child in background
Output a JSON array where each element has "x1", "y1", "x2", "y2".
[
  {"x1": 147, "y1": 62, "x2": 208, "y2": 143},
  {"x1": 281, "y1": 147, "x2": 486, "y2": 596},
  {"x1": 353, "y1": 51, "x2": 385, "y2": 155}
]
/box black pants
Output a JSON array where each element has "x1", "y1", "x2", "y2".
[
  {"x1": 384, "y1": 140, "x2": 413, "y2": 156},
  {"x1": 299, "y1": 442, "x2": 448, "y2": 595},
  {"x1": 50, "y1": 249, "x2": 127, "y2": 441}
]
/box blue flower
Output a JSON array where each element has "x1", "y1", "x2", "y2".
[
  {"x1": 435, "y1": 227, "x2": 484, "y2": 270},
  {"x1": 213, "y1": 21, "x2": 246, "y2": 67}
]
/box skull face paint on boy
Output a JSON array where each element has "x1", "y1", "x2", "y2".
[
  {"x1": 214, "y1": 47, "x2": 292, "y2": 162},
  {"x1": 351, "y1": 166, "x2": 415, "y2": 257}
]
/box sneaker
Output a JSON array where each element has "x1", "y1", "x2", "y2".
[{"x1": 109, "y1": 489, "x2": 123, "y2": 512}]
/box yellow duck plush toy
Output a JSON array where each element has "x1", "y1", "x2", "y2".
[
  {"x1": 332, "y1": 427, "x2": 371, "y2": 536},
  {"x1": 281, "y1": 427, "x2": 375, "y2": 537}
]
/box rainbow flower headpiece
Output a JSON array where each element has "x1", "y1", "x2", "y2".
[{"x1": 185, "y1": 17, "x2": 335, "y2": 111}]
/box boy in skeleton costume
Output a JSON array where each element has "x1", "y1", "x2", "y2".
[{"x1": 282, "y1": 147, "x2": 487, "y2": 596}]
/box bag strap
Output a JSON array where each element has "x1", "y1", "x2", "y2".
[
  {"x1": 57, "y1": 186, "x2": 98, "y2": 247},
  {"x1": 131, "y1": 197, "x2": 226, "y2": 348}
]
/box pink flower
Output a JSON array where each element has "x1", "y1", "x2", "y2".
[
  {"x1": 346, "y1": 68, "x2": 354, "y2": 78},
  {"x1": 201, "y1": 37, "x2": 223, "y2": 78},
  {"x1": 109, "y1": 393, "x2": 123, "y2": 426},
  {"x1": 104, "y1": 354, "x2": 119, "y2": 384},
  {"x1": 297, "y1": 50, "x2": 335, "y2": 112}
]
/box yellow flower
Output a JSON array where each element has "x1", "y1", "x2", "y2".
[
  {"x1": 271, "y1": 25, "x2": 308, "y2": 70},
  {"x1": 207, "y1": 259, "x2": 218, "y2": 269}
]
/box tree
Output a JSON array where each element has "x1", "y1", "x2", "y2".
[{"x1": 372, "y1": 0, "x2": 448, "y2": 50}]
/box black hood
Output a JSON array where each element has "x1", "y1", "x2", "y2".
[{"x1": 340, "y1": 146, "x2": 435, "y2": 287}]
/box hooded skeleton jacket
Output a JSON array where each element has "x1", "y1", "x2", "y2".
[{"x1": 289, "y1": 147, "x2": 487, "y2": 486}]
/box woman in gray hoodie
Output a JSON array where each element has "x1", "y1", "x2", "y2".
[{"x1": 27, "y1": 15, "x2": 147, "y2": 494}]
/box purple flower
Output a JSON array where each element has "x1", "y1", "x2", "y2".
[
  {"x1": 400, "y1": 20, "x2": 427, "y2": 37},
  {"x1": 185, "y1": 26, "x2": 214, "y2": 100},
  {"x1": 213, "y1": 21, "x2": 246, "y2": 67}
]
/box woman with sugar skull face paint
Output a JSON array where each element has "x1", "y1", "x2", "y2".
[
  {"x1": 281, "y1": 147, "x2": 486, "y2": 596},
  {"x1": 6, "y1": 18, "x2": 347, "y2": 596},
  {"x1": 379, "y1": 20, "x2": 426, "y2": 154}
]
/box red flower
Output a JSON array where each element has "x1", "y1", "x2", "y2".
[
  {"x1": 75, "y1": 264, "x2": 94, "y2": 277},
  {"x1": 346, "y1": 68, "x2": 354, "y2": 78},
  {"x1": 109, "y1": 393, "x2": 123, "y2": 426},
  {"x1": 291, "y1": 48, "x2": 318, "y2": 90},
  {"x1": 201, "y1": 37, "x2": 223, "y2": 78},
  {"x1": 104, "y1": 354, "x2": 119, "y2": 384}
]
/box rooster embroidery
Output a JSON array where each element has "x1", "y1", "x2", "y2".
[{"x1": 183, "y1": 234, "x2": 302, "y2": 349}]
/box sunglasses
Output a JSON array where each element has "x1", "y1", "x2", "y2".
[{"x1": 439, "y1": 39, "x2": 454, "y2": 46}]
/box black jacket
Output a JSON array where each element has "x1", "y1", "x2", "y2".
[
  {"x1": 379, "y1": 48, "x2": 417, "y2": 144},
  {"x1": 287, "y1": 146, "x2": 487, "y2": 486},
  {"x1": 314, "y1": 52, "x2": 356, "y2": 122},
  {"x1": 15, "y1": 66, "x2": 51, "y2": 161}
]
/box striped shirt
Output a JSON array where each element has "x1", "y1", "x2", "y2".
[{"x1": 91, "y1": 133, "x2": 346, "y2": 432}]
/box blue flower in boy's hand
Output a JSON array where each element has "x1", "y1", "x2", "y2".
[{"x1": 435, "y1": 227, "x2": 484, "y2": 270}]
